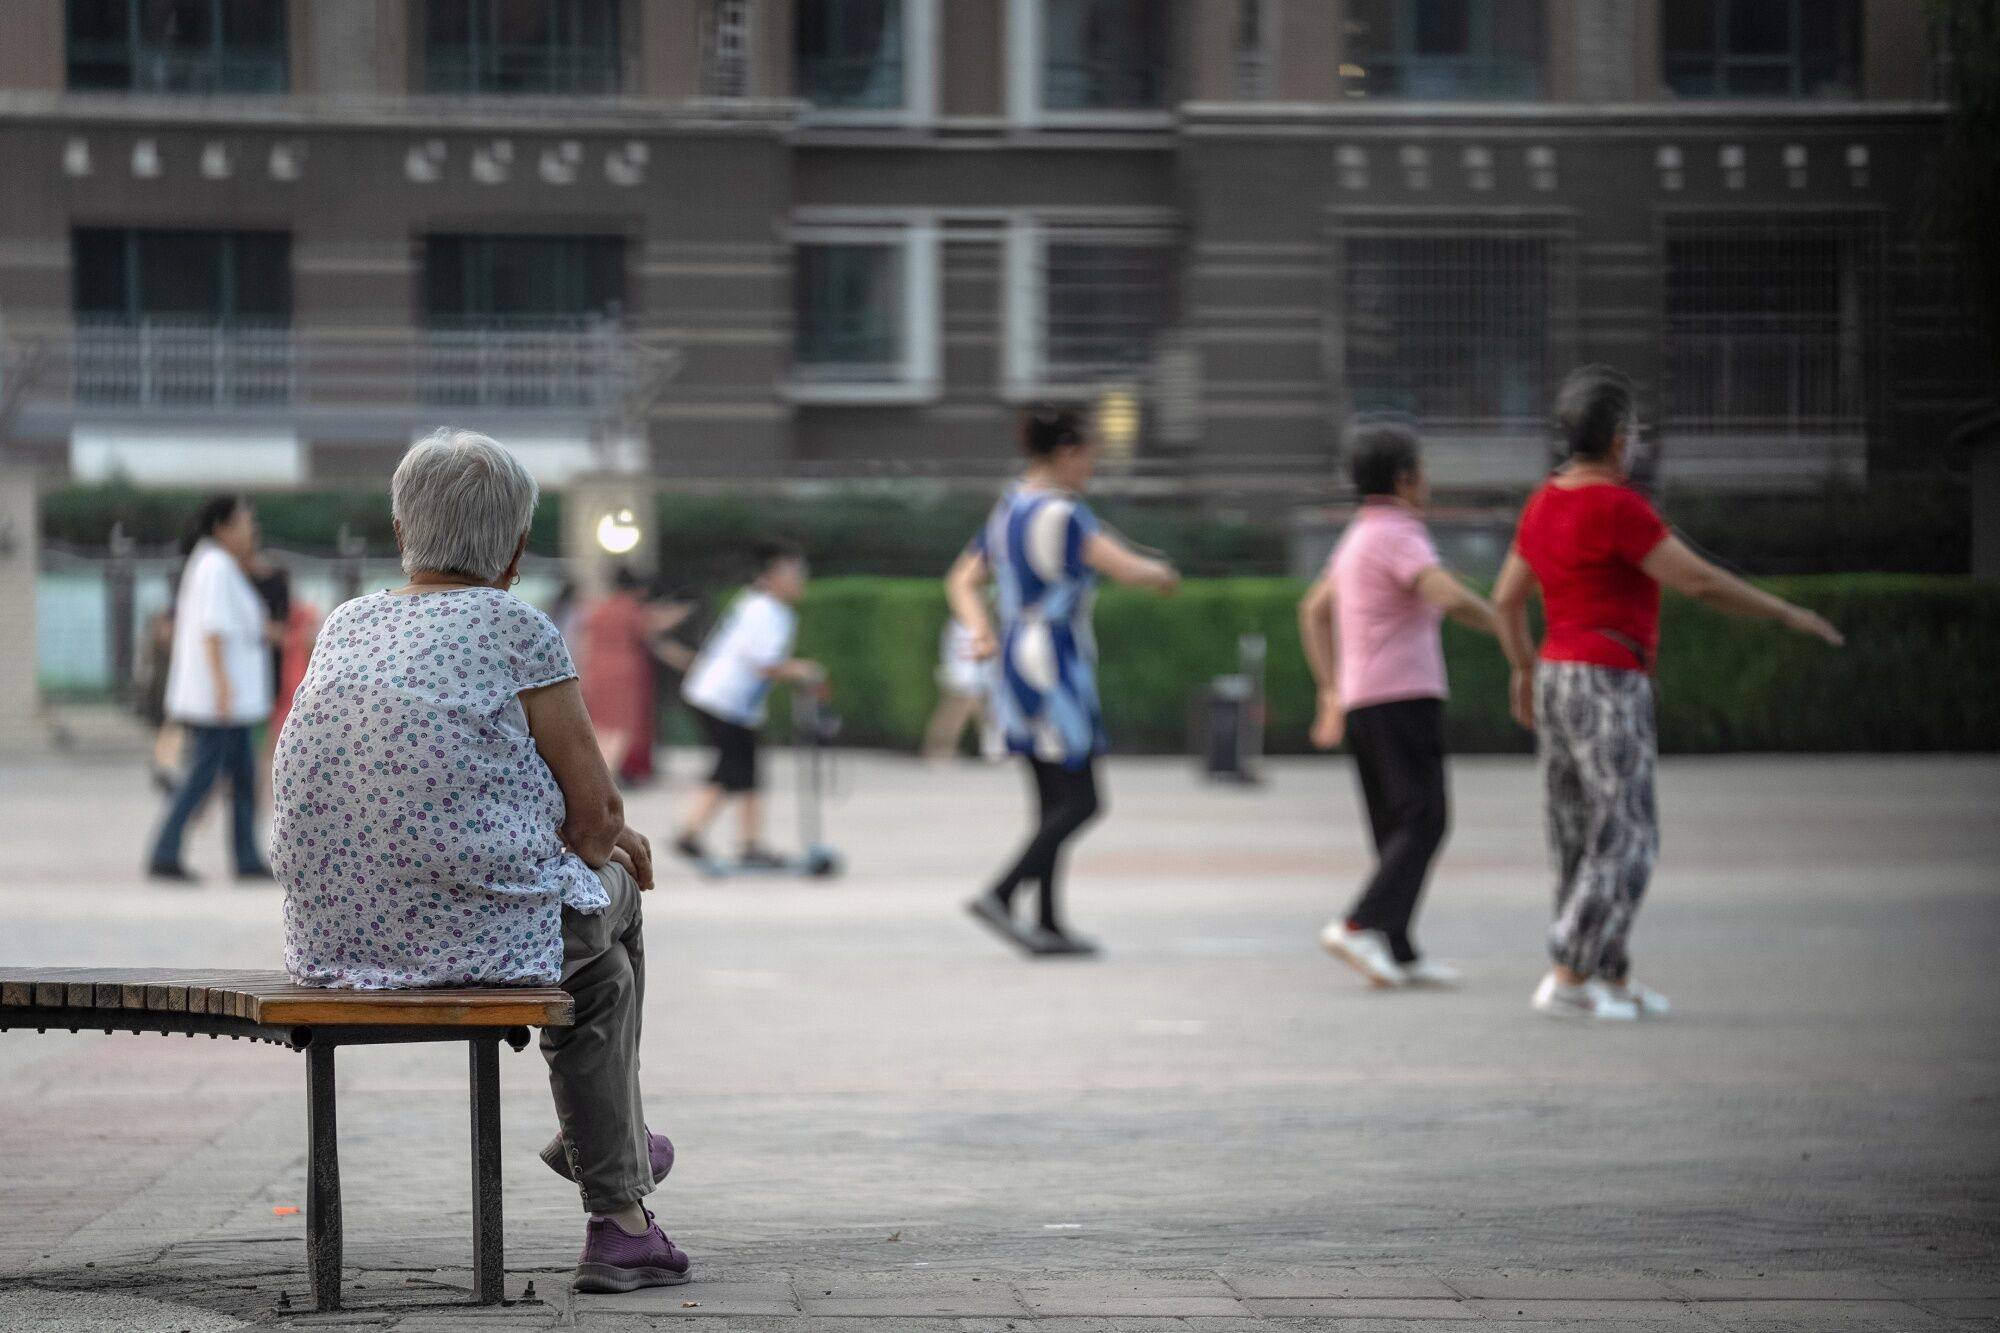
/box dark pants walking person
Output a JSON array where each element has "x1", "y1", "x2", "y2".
[
  {"x1": 1344, "y1": 698, "x2": 1448, "y2": 964},
  {"x1": 148, "y1": 723, "x2": 263, "y2": 876},
  {"x1": 992, "y1": 757, "x2": 1101, "y2": 932}
]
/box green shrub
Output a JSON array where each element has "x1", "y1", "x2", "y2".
[{"x1": 793, "y1": 575, "x2": 2000, "y2": 755}]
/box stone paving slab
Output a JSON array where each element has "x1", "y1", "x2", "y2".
[
  {"x1": 1694, "y1": 1298, "x2": 1956, "y2": 1331},
  {"x1": 1241, "y1": 1295, "x2": 1478, "y2": 1319},
  {"x1": 1219, "y1": 1270, "x2": 1460, "y2": 1299},
  {"x1": 1440, "y1": 1270, "x2": 1680, "y2": 1300},
  {"x1": 1662, "y1": 1274, "x2": 1905, "y2": 1301}
]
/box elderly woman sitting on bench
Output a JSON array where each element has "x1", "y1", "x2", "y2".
[{"x1": 271, "y1": 428, "x2": 690, "y2": 1295}]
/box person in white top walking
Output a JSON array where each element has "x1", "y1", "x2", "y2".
[
  {"x1": 674, "y1": 542, "x2": 825, "y2": 869},
  {"x1": 147, "y1": 494, "x2": 275, "y2": 884}
]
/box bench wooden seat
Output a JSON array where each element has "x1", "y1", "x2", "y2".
[{"x1": 0, "y1": 966, "x2": 573, "y2": 1312}]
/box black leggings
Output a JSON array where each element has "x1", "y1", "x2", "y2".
[
  {"x1": 1344, "y1": 698, "x2": 1449, "y2": 964},
  {"x1": 990, "y1": 757, "x2": 1102, "y2": 931}
]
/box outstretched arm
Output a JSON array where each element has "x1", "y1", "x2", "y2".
[
  {"x1": 945, "y1": 549, "x2": 998, "y2": 659},
  {"x1": 1491, "y1": 548, "x2": 1540, "y2": 731},
  {"x1": 1083, "y1": 531, "x2": 1179, "y2": 593},
  {"x1": 1641, "y1": 536, "x2": 1844, "y2": 645},
  {"x1": 1415, "y1": 566, "x2": 1500, "y2": 636}
]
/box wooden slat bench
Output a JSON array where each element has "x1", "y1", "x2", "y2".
[{"x1": 0, "y1": 966, "x2": 572, "y2": 1312}]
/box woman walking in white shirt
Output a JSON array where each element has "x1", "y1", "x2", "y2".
[{"x1": 146, "y1": 495, "x2": 274, "y2": 884}]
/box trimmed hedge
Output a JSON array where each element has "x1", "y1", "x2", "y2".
[{"x1": 793, "y1": 575, "x2": 2000, "y2": 755}]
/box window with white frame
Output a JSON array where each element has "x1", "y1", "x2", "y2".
[
  {"x1": 795, "y1": 0, "x2": 934, "y2": 119},
  {"x1": 790, "y1": 222, "x2": 940, "y2": 399},
  {"x1": 1006, "y1": 223, "x2": 1176, "y2": 394},
  {"x1": 1009, "y1": 0, "x2": 1172, "y2": 123}
]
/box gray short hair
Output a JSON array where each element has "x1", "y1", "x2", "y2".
[{"x1": 392, "y1": 428, "x2": 539, "y2": 581}]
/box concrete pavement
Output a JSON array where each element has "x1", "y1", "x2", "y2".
[{"x1": 1, "y1": 749, "x2": 1996, "y2": 1330}]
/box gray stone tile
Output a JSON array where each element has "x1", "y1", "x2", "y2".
[
  {"x1": 1244, "y1": 1296, "x2": 1478, "y2": 1319},
  {"x1": 1917, "y1": 1296, "x2": 2000, "y2": 1319},
  {"x1": 1458, "y1": 1298, "x2": 1718, "y2": 1327},
  {"x1": 1666, "y1": 1275, "x2": 1904, "y2": 1301},
  {"x1": 1016, "y1": 1272, "x2": 1251, "y2": 1317},
  {"x1": 1221, "y1": 1269, "x2": 1460, "y2": 1299},
  {"x1": 1442, "y1": 1271, "x2": 1678, "y2": 1300},
  {"x1": 572, "y1": 1278, "x2": 800, "y2": 1317},
  {"x1": 1695, "y1": 1299, "x2": 1954, "y2": 1331},
  {"x1": 801, "y1": 1293, "x2": 1031, "y2": 1317}
]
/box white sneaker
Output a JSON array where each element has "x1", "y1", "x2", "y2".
[
  {"x1": 1401, "y1": 958, "x2": 1462, "y2": 988},
  {"x1": 1601, "y1": 980, "x2": 1671, "y2": 1017},
  {"x1": 1319, "y1": 923, "x2": 1406, "y2": 988},
  {"x1": 1531, "y1": 972, "x2": 1639, "y2": 1021}
]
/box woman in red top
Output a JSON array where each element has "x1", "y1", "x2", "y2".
[{"x1": 1492, "y1": 366, "x2": 1843, "y2": 1021}]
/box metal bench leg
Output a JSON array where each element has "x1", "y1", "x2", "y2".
[
  {"x1": 469, "y1": 1037, "x2": 504, "y2": 1305},
  {"x1": 306, "y1": 1042, "x2": 343, "y2": 1312}
]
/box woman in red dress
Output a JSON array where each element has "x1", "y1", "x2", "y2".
[{"x1": 578, "y1": 568, "x2": 690, "y2": 787}]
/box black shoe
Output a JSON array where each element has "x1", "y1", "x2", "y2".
[
  {"x1": 147, "y1": 864, "x2": 201, "y2": 886},
  {"x1": 235, "y1": 863, "x2": 276, "y2": 884},
  {"x1": 1026, "y1": 926, "x2": 1100, "y2": 958},
  {"x1": 672, "y1": 833, "x2": 706, "y2": 863},
  {"x1": 736, "y1": 846, "x2": 789, "y2": 871},
  {"x1": 149, "y1": 766, "x2": 177, "y2": 795},
  {"x1": 966, "y1": 894, "x2": 1037, "y2": 955}
]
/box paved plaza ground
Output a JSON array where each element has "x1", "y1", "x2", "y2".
[{"x1": 1, "y1": 748, "x2": 1997, "y2": 1331}]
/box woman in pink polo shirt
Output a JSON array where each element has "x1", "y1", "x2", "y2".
[{"x1": 1299, "y1": 422, "x2": 1499, "y2": 989}]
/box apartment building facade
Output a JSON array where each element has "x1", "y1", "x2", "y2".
[{"x1": 0, "y1": 0, "x2": 1985, "y2": 498}]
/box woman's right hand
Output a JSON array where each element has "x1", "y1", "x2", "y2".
[
  {"x1": 1309, "y1": 690, "x2": 1345, "y2": 750},
  {"x1": 1150, "y1": 561, "x2": 1181, "y2": 596},
  {"x1": 612, "y1": 824, "x2": 654, "y2": 891},
  {"x1": 1784, "y1": 604, "x2": 1845, "y2": 647},
  {"x1": 965, "y1": 623, "x2": 998, "y2": 660},
  {"x1": 1509, "y1": 668, "x2": 1536, "y2": 732}
]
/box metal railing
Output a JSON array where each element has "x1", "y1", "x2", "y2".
[
  {"x1": 423, "y1": 46, "x2": 622, "y2": 95},
  {"x1": 45, "y1": 318, "x2": 674, "y2": 421}
]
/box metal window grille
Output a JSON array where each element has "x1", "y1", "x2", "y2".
[
  {"x1": 67, "y1": 0, "x2": 289, "y2": 93},
  {"x1": 1038, "y1": 238, "x2": 1176, "y2": 387},
  {"x1": 702, "y1": 0, "x2": 754, "y2": 97},
  {"x1": 796, "y1": 0, "x2": 904, "y2": 109},
  {"x1": 1340, "y1": 0, "x2": 1545, "y2": 100},
  {"x1": 1338, "y1": 225, "x2": 1570, "y2": 426},
  {"x1": 424, "y1": 0, "x2": 624, "y2": 95},
  {"x1": 1662, "y1": 212, "x2": 1878, "y2": 442},
  {"x1": 1661, "y1": 0, "x2": 1861, "y2": 98}
]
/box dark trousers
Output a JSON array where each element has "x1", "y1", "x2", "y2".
[
  {"x1": 148, "y1": 722, "x2": 262, "y2": 873},
  {"x1": 991, "y1": 757, "x2": 1102, "y2": 931},
  {"x1": 1344, "y1": 698, "x2": 1449, "y2": 964}
]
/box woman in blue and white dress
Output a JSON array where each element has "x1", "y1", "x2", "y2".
[{"x1": 946, "y1": 405, "x2": 1180, "y2": 956}]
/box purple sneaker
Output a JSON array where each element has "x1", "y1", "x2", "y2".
[
  {"x1": 573, "y1": 1209, "x2": 692, "y2": 1293},
  {"x1": 542, "y1": 1128, "x2": 675, "y2": 1185}
]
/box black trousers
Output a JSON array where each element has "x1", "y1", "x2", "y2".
[
  {"x1": 991, "y1": 757, "x2": 1102, "y2": 931},
  {"x1": 1344, "y1": 698, "x2": 1449, "y2": 964}
]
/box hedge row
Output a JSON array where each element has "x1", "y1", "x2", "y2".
[
  {"x1": 790, "y1": 575, "x2": 2000, "y2": 755},
  {"x1": 39, "y1": 473, "x2": 1971, "y2": 578}
]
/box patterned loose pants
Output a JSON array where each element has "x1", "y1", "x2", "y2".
[{"x1": 1537, "y1": 661, "x2": 1660, "y2": 983}]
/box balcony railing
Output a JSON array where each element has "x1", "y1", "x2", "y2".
[
  {"x1": 46, "y1": 318, "x2": 674, "y2": 423},
  {"x1": 423, "y1": 46, "x2": 622, "y2": 95},
  {"x1": 69, "y1": 43, "x2": 289, "y2": 94}
]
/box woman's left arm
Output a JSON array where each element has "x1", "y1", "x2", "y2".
[
  {"x1": 1082, "y1": 531, "x2": 1179, "y2": 593},
  {"x1": 520, "y1": 679, "x2": 631, "y2": 876}
]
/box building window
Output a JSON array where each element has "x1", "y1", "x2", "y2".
[
  {"x1": 1664, "y1": 215, "x2": 1874, "y2": 443},
  {"x1": 1234, "y1": 0, "x2": 1277, "y2": 101},
  {"x1": 1340, "y1": 227, "x2": 1563, "y2": 424},
  {"x1": 1662, "y1": 0, "x2": 1859, "y2": 98},
  {"x1": 701, "y1": 0, "x2": 753, "y2": 97},
  {"x1": 1340, "y1": 0, "x2": 1543, "y2": 100},
  {"x1": 67, "y1": 0, "x2": 288, "y2": 94},
  {"x1": 790, "y1": 223, "x2": 940, "y2": 401},
  {"x1": 1012, "y1": 0, "x2": 1170, "y2": 120},
  {"x1": 423, "y1": 0, "x2": 623, "y2": 95},
  {"x1": 798, "y1": 0, "x2": 901, "y2": 109},
  {"x1": 422, "y1": 234, "x2": 627, "y2": 408},
  {"x1": 1006, "y1": 225, "x2": 1176, "y2": 395},
  {"x1": 71, "y1": 228, "x2": 292, "y2": 405}
]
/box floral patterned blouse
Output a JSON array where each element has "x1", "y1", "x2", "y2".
[{"x1": 273, "y1": 587, "x2": 608, "y2": 989}]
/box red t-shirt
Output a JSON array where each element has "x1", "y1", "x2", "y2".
[{"x1": 1513, "y1": 481, "x2": 1670, "y2": 672}]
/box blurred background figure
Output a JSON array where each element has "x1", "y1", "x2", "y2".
[
  {"x1": 135, "y1": 592, "x2": 179, "y2": 793},
  {"x1": 578, "y1": 565, "x2": 695, "y2": 790},
  {"x1": 675, "y1": 543, "x2": 822, "y2": 869},
  {"x1": 951, "y1": 406, "x2": 1180, "y2": 960},
  {"x1": 921, "y1": 617, "x2": 991, "y2": 763},
  {"x1": 145, "y1": 495, "x2": 273, "y2": 886}
]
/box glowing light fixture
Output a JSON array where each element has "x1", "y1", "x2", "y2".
[
  {"x1": 1096, "y1": 387, "x2": 1141, "y2": 462},
  {"x1": 595, "y1": 507, "x2": 643, "y2": 556}
]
